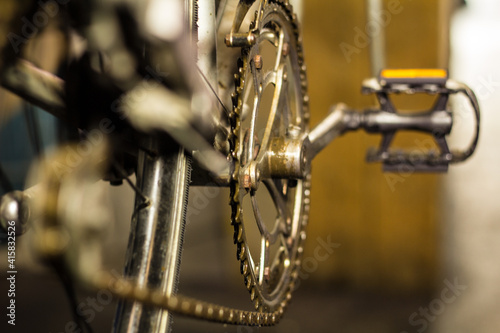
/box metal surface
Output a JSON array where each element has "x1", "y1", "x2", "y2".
[
  {"x1": 85, "y1": 0, "x2": 311, "y2": 324},
  {"x1": 2, "y1": 1, "x2": 482, "y2": 330},
  {"x1": 120, "y1": 83, "x2": 228, "y2": 177},
  {"x1": 189, "y1": 158, "x2": 231, "y2": 186},
  {"x1": 360, "y1": 74, "x2": 480, "y2": 171},
  {"x1": 0, "y1": 60, "x2": 66, "y2": 120},
  {"x1": 306, "y1": 103, "x2": 358, "y2": 160},
  {"x1": 24, "y1": 137, "x2": 296, "y2": 327},
  {"x1": 301, "y1": 74, "x2": 480, "y2": 172},
  {"x1": 25, "y1": 141, "x2": 112, "y2": 283},
  {"x1": 113, "y1": 139, "x2": 190, "y2": 333},
  {"x1": 83, "y1": 0, "x2": 223, "y2": 170},
  {"x1": 228, "y1": 0, "x2": 310, "y2": 312},
  {"x1": 0, "y1": 191, "x2": 30, "y2": 235},
  {"x1": 93, "y1": 268, "x2": 294, "y2": 326},
  {"x1": 362, "y1": 110, "x2": 452, "y2": 134},
  {"x1": 228, "y1": 0, "x2": 257, "y2": 36},
  {"x1": 197, "y1": 0, "x2": 217, "y2": 98},
  {"x1": 0, "y1": 185, "x2": 41, "y2": 235},
  {"x1": 366, "y1": 0, "x2": 386, "y2": 77},
  {"x1": 445, "y1": 79, "x2": 481, "y2": 162},
  {"x1": 265, "y1": 137, "x2": 306, "y2": 179},
  {"x1": 0, "y1": 0, "x2": 483, "y2": 331}
]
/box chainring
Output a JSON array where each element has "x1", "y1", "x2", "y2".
[{"x1": 229, "y1": 0, "x2": 310, "y2": 313}]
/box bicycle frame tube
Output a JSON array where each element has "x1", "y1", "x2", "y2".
[
  {"x1": 366, "y1": 0, "x2": 386, "y2": 76},
  {"x1": 114, "y1": 2, "x2": 217, "y2": 332},
  {"x1": 113, "y1": 139, "x2": 190, "y2": 333}
]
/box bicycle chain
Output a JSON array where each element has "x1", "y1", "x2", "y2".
[{"x1": 89, "y1": 0, "x2": 310, "y2": 327}]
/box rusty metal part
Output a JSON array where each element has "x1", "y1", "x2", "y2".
[
  {"x1": 266, "y1": 137, "x2": 307, "y2": 179},
  {"x1": 253, "y1": 54, "x2": 263, "y2": 69},
  {"x1": 21, "y1": 0, "x2": 311, "y2": 328},
  {"x1": 228, "y1": 0, "x2": 310, "y2": 315},
  {"x1": 224, "y1": 0, "x2": 260, "y2": 47},
  {"x1": 92, "y1": 270, "x2": 285, "y2": 326},
  {"x1": 225, "y1": 32, "x2": 257, "y2": 47},
  {"x1": 88, "y1": 0, "x2": 309, "y2": 326},
  {"x1": 30, "y1": 140, "x2": 287, "y2": 327}
]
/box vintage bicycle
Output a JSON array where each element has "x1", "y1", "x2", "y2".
[{"x1": 0, "y1": 0, "x2": 479, "y2": 332}]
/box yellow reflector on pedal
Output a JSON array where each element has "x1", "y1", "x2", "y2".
[{"x1": 380, "y1": 69, "x2": 448, "y2": 80}]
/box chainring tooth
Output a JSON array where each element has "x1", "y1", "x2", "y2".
[
  {"x1": 227, "y1": 0, "x2": 310, "y2": 318},
  {"x1": 250, "y1": 287, "x2": 256, "y2": 301}
]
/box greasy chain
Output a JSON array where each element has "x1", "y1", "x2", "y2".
[{"x1": 90, "y1": 0, "x2": 310, "y2": 326}]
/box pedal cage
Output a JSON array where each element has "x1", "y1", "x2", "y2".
[{"x1": 361, "y1": 69, "x2": 480, "y2": 172}]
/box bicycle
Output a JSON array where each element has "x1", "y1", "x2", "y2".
[{"x1": 0, "y1": 0, "x2": 480, "y2": 332}]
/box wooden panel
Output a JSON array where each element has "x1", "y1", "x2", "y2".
[{"x1": 302, "y1": 0, "x2": 441, "y2": 292}]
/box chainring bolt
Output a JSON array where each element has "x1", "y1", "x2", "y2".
[
  {"x1": 254, "y1": 55, "x2": 263, "y2": 70},
  {"x1": 283, "y1": 42, "x2": 290, "y2": 56}
]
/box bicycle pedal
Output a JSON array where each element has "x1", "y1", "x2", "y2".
[{"x1": 360, "y1": 68, "x2": 480, "y2": 172}]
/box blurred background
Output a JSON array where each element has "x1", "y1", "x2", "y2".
[{"x1": 1, "y1": 0, "x2": 499, "y2": 332}]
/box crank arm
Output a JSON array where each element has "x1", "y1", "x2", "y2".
[{"x1": 305, "y1": 103, "x2": 360, "y2": 160}]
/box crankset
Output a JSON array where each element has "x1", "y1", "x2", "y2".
[{"x1": 227, "y1": 0, "x2": 309, "y2": 315}]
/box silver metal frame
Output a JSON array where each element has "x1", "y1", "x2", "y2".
[{"x1": 113, "y1": 139, "x2": 190, "y2": 332}]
